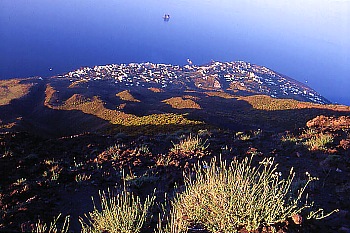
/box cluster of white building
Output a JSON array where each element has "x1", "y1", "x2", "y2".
[
  {"x1": 63, "y1": 62, "x2": 181, "y2": 88},
  {"x1": 60, "y1": 61, "x2": 327, "y2": 104}
]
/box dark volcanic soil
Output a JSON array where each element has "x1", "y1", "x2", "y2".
[{"x1": 1, "y1": 115, "x2": 350, "y2": 232}]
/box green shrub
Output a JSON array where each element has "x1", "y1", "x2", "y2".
[
  {"x1": 157, "y1": 156, "x2": 337, "y2": 232},
  {"x1": 80, "y1": 189, "x2": 155, "y2": 233}
]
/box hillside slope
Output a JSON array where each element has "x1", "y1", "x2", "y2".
[{"x1": 0, "y1": 61, "x2": 349, "y2": 137}]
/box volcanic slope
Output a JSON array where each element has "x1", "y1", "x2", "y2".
[
  {"x1": 1, "y1": 61, "x2": 349, "y2": 137},
  {"x1": 1, "y1": 62, "x2": 350, "y2": 233}
]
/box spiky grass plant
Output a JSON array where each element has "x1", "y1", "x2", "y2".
[
  {"x1": 157, "y1": 156, "x2": 337, "y2": 233},
  {"x1": 32, "y1": 214, "x2": 70, "y2": 233},
  {"x1": 80, "y1": 189, "x2": 155, "y2": 233},
  {"x1": 106, "y1": 144, "x2": 124, "y2": 160},
  {"x1": 135, "y1": 144, "x2": 150, "y2": 155},
  {"x1": 171, "y1": 134, "x2": 209, "y2": 153},
  {"x1": 303, "y1": 133, "x2": 334, "y2": 151}
]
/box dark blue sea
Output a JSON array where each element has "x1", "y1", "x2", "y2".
[{"x1": 0, "y1": 0, "x2": 349, "y2": 105}]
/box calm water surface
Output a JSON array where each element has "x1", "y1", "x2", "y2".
[{"x1": 0, "y1": 0, "x2": 349, "y2": 104}]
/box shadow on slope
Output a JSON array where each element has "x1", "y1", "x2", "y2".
[
  {"x1": 114, "y1": 89, "x2": 350, "y2": 132},
  {"x1": 0, "y1": 81, "x2": 113, "y2": 138},
  {"x1": 1, "y1": 80, "x2": 350, "y2": 138}
]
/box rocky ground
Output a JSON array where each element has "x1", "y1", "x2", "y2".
[{"x1": 0, "y1": 115, "x2": 350, "y2": 232}]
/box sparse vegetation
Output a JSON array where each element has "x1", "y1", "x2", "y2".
[
  {"x1": 302, "y1": 128, "x2": 317, "y2": 136},
  {"x1": 156, "y1": 154, "x2": 173, "y2": 167},
  {"x1": 44, "y1": 84, "x2": 59, "y2": 107},
  {"x1": 75, "y1": 173, "x2": 92, "y2": 183},
  {"x1": 148, "y1": 87, "x2": 164, "y2": 93},
  {"x1": 135, "y1": 144, "x2": 150, "y2": 155},
  {"x1": 0, "y1": 124, "x2": 345, "y2": 232},
  {"x1": 239, "y1": 95, "x2": 301, "y2": 111},
  {"x1": 235, "y1": 131, "x2": 251, "y2": 141},
  {"x1": 303, "y1": 133, "x2": 334, "y2": 151},
  {"x1": 80, "y1": 189, "x2": 155, "y2": 233},
  {"x1": 205, "y1": 91, "x2": 236, "y2": 99},
  {"x1": 32, "y1": 214, "x2": 70, "y2": 233},
  {"x1": 0, "y1": 79, "x2": 33, "y2": 106},
  {"x1": 281, "y1": 133, "x2": 299, "y2": 143},
  {"x1": 14, "y1": 178, "x2": 26, "y2": 186},
  {"x1": 197, "y1": 129, "x2": 212, "y2": 137},
  {"x1": 1, "y1": 77, "x2": 350, "y2": 232},
  {"x1": 238, "y1": 95, "x2": 350, "y2": 112},
  {"x1": 123, "y1": 172, "x2": 159, "y2": 188},
  {"x1": 45, "y1": 92, "x2": 203, "y2": 134},
  {"x1": 163, "y1": 97, "x2": 201, "y2": 109},
  {"x1": 116, "y1": 90, "x2": 141, "y2": 102},
  {"x1": 171, "y1": 134, "x2": 209, "y2": 153},
  {"x1": 106, "y1": 144, "x2": 124, "y2": 160},
  {"x1": 68, "y1": 79, "x2": 88, "y2": 88},
  {"x1": 157, "y1": 156, "x2": 337, "y2": 232}
]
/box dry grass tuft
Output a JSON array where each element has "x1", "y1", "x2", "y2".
[
  {"x1": 303, "y1": 133, "x2": 334, "y2": 151},
  {"x1": 157, "y1": 156, "x2": 337, "y2": 232},
  {"x1": 32, "y1": 214, "x2": 70, "y2": 233},
  {"x1": 80, "y1": 189, "x2": 155, "y2": 233},
  {"x1": 171, "y1": 134, "x2": 209, "y2": 153}
]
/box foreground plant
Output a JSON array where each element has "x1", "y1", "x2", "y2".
[
  {"x1": 80, "y1": 189, "x2": 155, "y2": 233},
  {"x1": 32, "y1": 214, "x2": 70, "y2": 233},
  {"x1": 158, "y1": 156, "x2": 338, "y2": 233}
]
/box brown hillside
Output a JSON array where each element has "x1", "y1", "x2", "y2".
[
  {"x1": 116, "y1": 90, "x2": 140, "y2": 102},
  {"x1": 238, "y1": 95, "x2": 350, "y2": 112},
  {"x1": 163, "y1": 96, "x2": 201, "y2": 109},
  {"x1": 0, "y1": 79, "x2": 34, "y2": 106}
]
